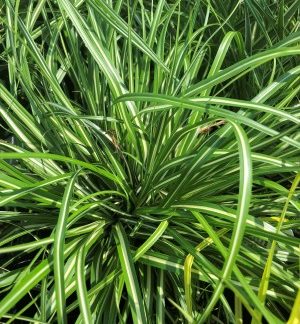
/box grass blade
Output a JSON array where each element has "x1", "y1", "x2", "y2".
[
  {"x1": 53, "y1": 171, "x2": 80, "y2": 323},
  {"x1": 113, "y1": 223, "x2": 147, "y2": 324}
]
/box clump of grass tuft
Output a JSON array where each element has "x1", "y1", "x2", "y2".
[{"x1": 0, "y1": 0, "x2": 299, "y2": 323}]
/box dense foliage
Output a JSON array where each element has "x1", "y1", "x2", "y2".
[{"x1": 0, "y1": 0, "x2": 299, "y2": 323}]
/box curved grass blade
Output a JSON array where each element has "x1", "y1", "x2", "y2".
[
  {"x1": 184, "y1": 47, "x2": 300, "y2": 97},
  {"x1": 184, "y1": 228, "x2": 229, "y2": 317},
  {"x1": 76, "y1": 228, "x2": 104, "y2": 324},
  {"x1": 115, "y1": 93, "x2": 300, "y2": 150},
  {"x1": 198, "y1": 121, "x2": 252, "y2": 322},
  {"x1": 253, "y1": 173, "x2": 300, "y2": 324},
  {"x1": 0, "y1": 151, "x2": 123, "y2": 185},
  {"x1": 113, "y1": 222, "x2": 147, "y2": 324},
  {"x1": 287, "y1": 288, "x2": 300, "y2": 324},
  {"x1": 53, "y1": 171, "x2": 80, "y2": 323}
]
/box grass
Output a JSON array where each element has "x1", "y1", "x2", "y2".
[{"x1": 0, "y1": 0, "x2": 299, "y2": 323}]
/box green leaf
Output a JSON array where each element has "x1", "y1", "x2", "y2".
[
  {"x1": 53, "y1": 171, "x2": 80, "y2": 323},
  {"x1": 113, "y1": 223, "x2": 147, "y2": 324}
]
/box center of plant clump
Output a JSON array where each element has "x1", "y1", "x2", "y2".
[{"x1": 0, "y1": 1, "x2": 299, "y2": 323}]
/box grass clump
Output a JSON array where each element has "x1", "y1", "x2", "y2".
[{"x1": 0, "y1": 0, "x2": 299, "y2": 323}]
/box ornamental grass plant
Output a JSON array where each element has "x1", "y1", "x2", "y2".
[{"x1": 0, "y1": 0, "x2": 299, "y2": 323}]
